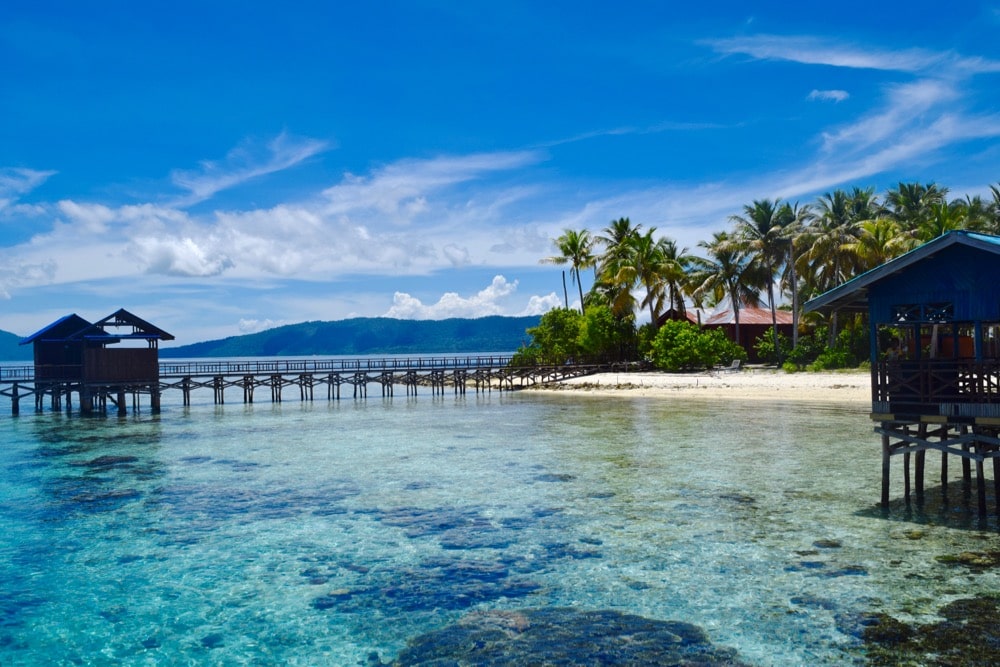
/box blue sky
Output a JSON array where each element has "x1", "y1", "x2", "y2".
[{"x1": 2, "y1": 1, "x2": 999, "y2": 345}]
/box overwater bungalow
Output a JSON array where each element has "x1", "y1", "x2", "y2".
[
  {"x1": 18, "y1": 308, "x2": 174, "y2": 414},
  {"x1": 805, "y1": 230, "x2": 1000, "y2": 513}
]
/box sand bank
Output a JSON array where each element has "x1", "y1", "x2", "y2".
[{"x1": 532, "y1": 368, "x2": 871, "y2": 403}]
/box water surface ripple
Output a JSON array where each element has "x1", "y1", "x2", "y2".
[{"x1": 1, "y1": 390, "x2": 998, "y2": 665}]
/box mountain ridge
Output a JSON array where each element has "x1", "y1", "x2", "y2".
[
  {"x1": 159, "y1": 316, "x2": 539, "y2": 358},
  {"x1": 0, "y1": 329, "x2": 30, "y2": 361}
]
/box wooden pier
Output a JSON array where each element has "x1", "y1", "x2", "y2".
[{"x1": 0, "y1": 356, "x2": 624, "y2": 416}]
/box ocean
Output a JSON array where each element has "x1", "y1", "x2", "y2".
[{"x1": 1, "y1": 380, "x2": 999, "y2": 665}]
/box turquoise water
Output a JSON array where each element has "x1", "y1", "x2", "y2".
[{"x1": 2, "y1": 386, "x2": 1000, "y2": 665}]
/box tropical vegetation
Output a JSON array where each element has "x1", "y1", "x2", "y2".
[{"x1": 522, "y1": 181, "x2": 1000, "y2": 371}]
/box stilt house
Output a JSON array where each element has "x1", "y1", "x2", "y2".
[
  {"x1": 19, "y1": 309, "x2": 174, "y2": 413},
  {"x1": 805, "y1": 230, "x2": 1000, "y2": 512}
]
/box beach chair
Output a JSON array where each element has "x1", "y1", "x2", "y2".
[{"x1": 714, "y1": 359, "x2": 741, "y2": 374}]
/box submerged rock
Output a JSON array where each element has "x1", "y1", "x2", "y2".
[
  {"x1": 390, "y1": 607, "x2": 749, "y2": 666},
  {"x1": 856, "y1": 595, "x2": 1000, "y2": 666},
  {"x1": 311, "y1": 556, "x2": 542, "y2": 614},
  {"x1": 72, "y1": 455, "x2": 140, "y2": 468},
  {"x1": 935, "y1": 551, "x2": 1000, "y2": 570},
  {"x1": 813, "y1": 539, "x2": 843, "y2": 549}
]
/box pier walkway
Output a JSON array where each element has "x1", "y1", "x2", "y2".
[{"x1": 0, "y1": 356, "x2": 635, "y2": 415}]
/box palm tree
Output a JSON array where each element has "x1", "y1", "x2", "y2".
[
  {"x1": 659, "y1": 238, "x2": 695, "y2": 320},
  {"x1": 542, "y1": 229, "x2": 594, "y2": 314},
  {"x1": 632, "y1": 230, "x2": 690, "y2": 330},
  {"x1": 915, "y1": 201, "x2": 967, "y2": 242},
  {"x1": 689, "y1": 231, "x2": 763, "y2": 348},
  {"x1": 847, "y1": 186, "x2": 883, "y2": 224},
  {"x1": 803, "y1": 190, "x2": 864, "y2": 345},
  {"x1": 957, "y1": 195, "x2": 992, "y2": 233},
  {"x1": 885, "y1": 182, "x2": 948, "y2": 233},
  {"x1": 730, "y1": 198, "x2": 785, "y2": 356},
  {"x1": 776, "y1": 202, "x2": 810, "y2": 349},
  {"x1": 593, "y1": 217, "x2": 643, "y2": 320},
  {"x1": 844, "y1": 218, "x2": 908, "y2": 272},
  {"x1": 990, "y1": 183, "x2": 1000, "y2": 232}
]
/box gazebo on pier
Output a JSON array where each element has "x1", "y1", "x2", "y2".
[
  {"x1": 805, "y1": 230, "x2": 1000, "y2": 514},
  {"x1": 19, "y1": 308, "x2": 174, "y2": 414}
]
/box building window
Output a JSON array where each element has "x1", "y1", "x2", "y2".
[
  {"x1": 891, "y1": 302, "x2": 954, "y2": 323},
  {"x1": 926, "y1": 303, "x2": 954, "y2": 323}
]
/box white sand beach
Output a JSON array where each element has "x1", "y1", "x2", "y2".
[{"x1": 534, "y1": 367, "x2": 872, "y2": 403}]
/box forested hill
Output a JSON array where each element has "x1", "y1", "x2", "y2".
[
  {"x1": 160, "y1": 316, "x2": 540, "y2": 358},
  {"x1": 0, "y1": 329, "x2": 30, "y2": 361}
]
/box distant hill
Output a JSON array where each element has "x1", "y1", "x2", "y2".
[
  {"x1": 160, "y1": 316, "x2": 540, "y2": 358},
  {"x1": 0, "y1": 329, "x2": 31, "y2": 362}
]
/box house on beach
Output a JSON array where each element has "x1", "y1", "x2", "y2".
[
  {"x1": 19, "y1": 308, "x2": 174, "y2": 414},
  {"x1": 701, "y1": 305, "x2": 794, "y2": 362},
  {"x1": 805, "y1": 230, "x2": 1000, "y2": 513}
]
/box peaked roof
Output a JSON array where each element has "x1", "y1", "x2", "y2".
[
  {"x1": 19, "y1": 313, "x2": 99, "y2": 345},
  {"x1": 88, "y1": 308, "x2": 175, "y2": 341},
  {"x1": 804, "y1": 230, "x2": 1000, "y2": 314},
  {"x1": 703, "y1": 306, "x2": 793, "y2": 326},
  {"x1": 18, "y1": 309, "x2": 175, "y2": 345}
]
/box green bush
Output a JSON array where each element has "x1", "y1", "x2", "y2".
[
  {"x1": 754, "y1": 331, "x2": 791, "y2": 366},
  {"x1": 578, "y1": 305, "x2": 636, "y2": 362},
  {"x1": 512, "y1": 307, "x2": 583, "y2": 365},
  {"x1": 511, "y1": 306, "x2": 637, "y2": 366},
  {"x1": 650, "y1": 321, "x2": 745, "y2": 372}
]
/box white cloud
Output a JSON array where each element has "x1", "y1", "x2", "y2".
[
  {"x1": 128, "y1": 236, "x2": 233, "y2": 277},
  {"x1": 0, "y1": 168, "x2": 56, "y2": 214},
  {"x1": 0, "y1": 258, "x2": 57, "y2": 299},
  {"x1": 321, "y1": 150, "x2": 542, "y2": 224},
  {"x1": 238, "y1": 318, "x2": 286, "y2": 334},
  {"x1": 57, "y1": 200, "x2": 116, "y2": 233},
  {"x1": 808, "y1": 89, "x2": 849, "y2": 102},
  {"x1": 820, "y1": 79, "x2": 956, "y2": 154},
  {"x1": 0, "y1": 167, "x2": 56, "y2": 197},
  {"x1": 170, "y1": 131, "x2": 330, "y2": 205},
  {"x1": 442, "y1": 243, "x2": 470, "y2": 266},
  {"x1": 521, "y1": 293, "x2": 561, "y2": 315},
  {"x1": 384, "y1": 275, "x2": 522, "y2": 319},
  {"x1": 705, "y1": 35, "x2": 1000, "y2": 75}
]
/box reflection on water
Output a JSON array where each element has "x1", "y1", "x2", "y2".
[{"x1": 1, "y1": 390, "x2": 999, "y2": 665}]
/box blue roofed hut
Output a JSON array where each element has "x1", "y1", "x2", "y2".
[
  {"x1": 805, "y1": 230, "x2": 1000, "y2": 513},
  {"x1": 19, "y1": 308, "x2": 174, "y2": 414}
]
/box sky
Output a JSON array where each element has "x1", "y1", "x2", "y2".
[{"x1": 2, "y1": 1, "x2": 999, "y2": 345}]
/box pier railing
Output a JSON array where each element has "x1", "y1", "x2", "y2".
[
  {"x1": 872, "y1": 359, "x2": 1000, "y2": 418},
  {"x1": 157, "y1": 355, "x2": 516, "y2": 377},
  {"x1": 0, "y1": 356, "x2": 517, "y2": 382}
]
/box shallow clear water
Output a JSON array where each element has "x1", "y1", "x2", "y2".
[{"x1": 2, "y1": 386, "x2": 1000, "y2": 665}]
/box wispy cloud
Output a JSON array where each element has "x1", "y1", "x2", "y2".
[
  {"x1": 321, "y1": 150, "x2": 542, "y2": 222},
  {"x1": 0, "y1": 167, "x2": 55, "y2": 197},
  {"x1": 541, "y1": 120, "x2": 730, "y2": 148},
  {"x1": 819, "y1": 79, "x2": 957, "y2": 153},
  {"x1": 808, "y1": 89, "x2": 849, "y2": 102},
  {"x1": 704, "y1": 35, "x2": 1000, "y2": 75},
  {"x1": 0, "y1": 167, "x2": 57, "y2": 213},
  {"x1": 170, "y1": 131, "x2": 330, "y2": 206},
  {"x1": 698, "y1": 33, "x2": 1000, "y2": 206}
]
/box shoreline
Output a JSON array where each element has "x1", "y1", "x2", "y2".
[{"x1": 530, "y1": 367, "x2": 872, "y2": 403}]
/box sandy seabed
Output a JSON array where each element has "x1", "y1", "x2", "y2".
[{"x1": 534, "y1": 367, "x2": 872, "y2": 404}]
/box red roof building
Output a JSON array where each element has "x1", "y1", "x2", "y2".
[{"x1": 702, "y1": 306, "x2": 794, "y2": 361}]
